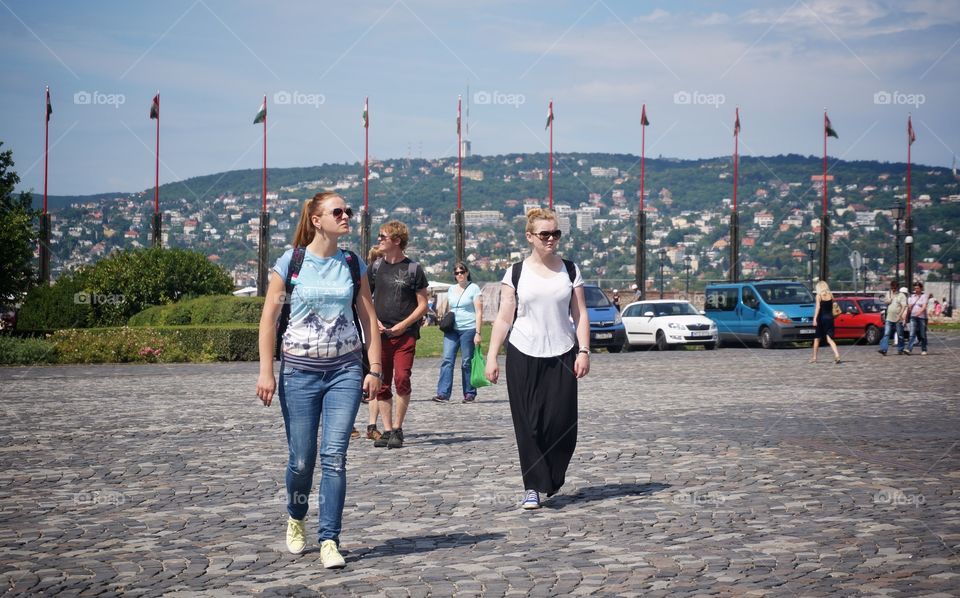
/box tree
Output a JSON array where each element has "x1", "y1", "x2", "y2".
[{"x1": 0, "y1": 143, "x2": 37, "y2": 302}]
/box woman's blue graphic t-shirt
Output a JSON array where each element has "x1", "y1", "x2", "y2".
[{"x1": 273, "y1": 248, "x2": 367, "y2": 371}]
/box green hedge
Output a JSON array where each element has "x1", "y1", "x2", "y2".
[
  {"x1": 51, "y1": 326, "x2": 259, "y2": 363},
  {"x1": 129, "y1": 295, "x2": 265, "y2": 326},
  {"x1": 16, "y1": 273, "x2": 93, "y2": 330},
  {"x1": 0, "y1": 336, "x2": 59, "y2": 365}
]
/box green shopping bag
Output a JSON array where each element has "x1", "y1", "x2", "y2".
[{"x1": 470, "y1": 343, "x2": 491, "y2": 388}]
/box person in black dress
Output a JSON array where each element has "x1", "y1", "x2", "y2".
[{"x1": 811, "y1": 280, "x2": 841, "y2": 364}]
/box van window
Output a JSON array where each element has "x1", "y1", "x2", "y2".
[
  {"x1": 756, "y1": 283, "x2": 815, "y2": 304},
  {"x1": 742, "y1": 287, "x2": 760, "y2": 309},
  {"x1": 706, "y1": 288, "x2": 737, "y2": 311},
  {"x1": 583, "y1": 286, "x2": 612, "y2": 308}
]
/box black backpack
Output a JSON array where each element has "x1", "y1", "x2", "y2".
[
  {"x1": 510, "y1": 259, "x2": 576, "y2": 323},
  {"x1": 275, "y1": 248, "x2": 367, "y2": 374}
]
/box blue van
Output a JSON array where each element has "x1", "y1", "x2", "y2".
[
  {"x1": 583, "y1": 285, "x2": 627, "y2": 353},
  {"x1": 704, "y1": 281, "x2": 816, "y2": 349}
]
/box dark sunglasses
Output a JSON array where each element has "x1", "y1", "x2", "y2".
[
  {"x1": 533, "y1": 230, "x2": 562, "y2": 241},
  {"x1": 377, "y1": 233, "x2": 393, "y2": 241},
  {"x1": 329, "y1": 207, "x2": 353, "y2": 219},
  {"x1": 454, "y1": 269, "x2": 467, "y2": 275}
]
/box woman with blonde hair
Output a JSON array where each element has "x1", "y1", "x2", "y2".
[
  {"x1": 485, "y1": 208, "x2": 590, "y2": 510},
  {"x1": 811, "y1": 280, "x2": 841, "y2": 364},
  {"x1": 255, "y1": 191, "x2": 382, "y2": 568}
]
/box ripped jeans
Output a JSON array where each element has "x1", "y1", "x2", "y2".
[{"x1": 278, "y1": 362, "x2": 362, "y2": 543}]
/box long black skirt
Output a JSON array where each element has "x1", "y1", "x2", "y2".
[{"x1": 505, "y1": 342, "x2": 578, "y2": 496}]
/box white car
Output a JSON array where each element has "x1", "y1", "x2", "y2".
[{"x1": 621, "y1": 300, "x2": 718, "y2": 351}]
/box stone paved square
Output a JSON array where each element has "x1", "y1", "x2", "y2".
[{"x1": 1, "y1": 335, "x2": 959, "y2": 596}]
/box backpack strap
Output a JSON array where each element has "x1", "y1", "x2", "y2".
[
  {"x1": 511, "y1": 259, "x2": 577, "y2": 325},
  {"x1": 275, "y1": 247, "x2": 306, "y2": 360},
  {"x1": 343, "y1": 249, "x2": 370, "y2": 375}
]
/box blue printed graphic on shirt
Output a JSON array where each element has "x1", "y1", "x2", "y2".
[{"x1": 273, "y1": 248, "x2": 367, "y2": 361}]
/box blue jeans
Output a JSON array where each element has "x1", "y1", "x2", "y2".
[
  {"x1": 907, "y1": 317, "x2": 928, "y2": 352},
  {"x1": 879, "y1": 319, "x2": 905, "y2": 353},
  {"x1": 436, "y1": 328, "x2": 476, "y2": 399},
  {"x1": 278, "y1": 362, "x2": 362, "y2": 544}
]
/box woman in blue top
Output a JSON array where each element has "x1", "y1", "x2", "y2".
[
  {"x1": 433, "y1": 262, "x2": 484, "y2": 403},
  {"x1": 256, "y1": 191, "x2": 382, "y2": 569}
]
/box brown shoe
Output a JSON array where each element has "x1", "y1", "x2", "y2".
[
  {"x1": 350, "y1": 426, "x2": 360, "y2": 440},
  {"x1": 366, "y1": 424, "x2": 382, "y2": 440}
]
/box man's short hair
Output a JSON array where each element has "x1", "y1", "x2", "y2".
[{"x1": 380, "y1": 220, "x2": 409, "y2": 250}]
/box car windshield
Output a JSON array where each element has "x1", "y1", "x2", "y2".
[
  {"x1": 858, "y1": 299, "x2": 883, "y2": 313},
  {"x1": 756, "y1": 283, "x2": 814, "y2": 304},
  {"x1": 583, "y1": 287, "x2": 612, "y2": 308},
  {"x1": 649, "y1": 302, "x2": 700, "y2": 317}
]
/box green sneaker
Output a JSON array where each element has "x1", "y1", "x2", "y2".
[
  {"x1": 286, "y1": 518, "x2": 306, "y2": 554},
  {"x1": 320, "y1": 539, "x2": 346, "y2": 569}
]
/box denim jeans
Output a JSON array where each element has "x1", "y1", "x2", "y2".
[
  {"x1": 436, "y1": 328, "x2": 476, "y2": 399},
  {"x1": 907, "y1": 317, "x2": 928, "y2": 352},
  {"x1": 278, "y1": 362, "x2": 362, "y2": 544},
  {"x1": 879, "y1": 319, "x2": 905, "y2": 353}
]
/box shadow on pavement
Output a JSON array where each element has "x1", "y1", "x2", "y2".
[
  {"x1": 351, "y1": 532, "x2": 504, "y2": 559},
  {"x1": 415, "y1": 435, "x2": 504, "y2": 445},
  {"x1": 546, "y1": 482, "x2": 671, "y2": 509}
]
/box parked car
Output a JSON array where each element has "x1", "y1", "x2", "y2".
[
  {"x1": 704, "y1": 280, "x2": 816, "y2": 349},
  {"x1": 621, "y1": 299, "x2": 718, "y2": 351},
  {"x1": 832, "y1": 295, "x2": 884, "y2": 344},
  {"x1": 583, "y1": 284, "x2": 626, "y2": 353}
]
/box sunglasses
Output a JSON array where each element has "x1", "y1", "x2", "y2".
[
  {"x1": 454, "y1": 270, "x2": 467, "y2": 275},
  {"x1": 377, "y1": 233, "x2": 393, "y2": 241},
  {"x1": 533, "y1": 230, "x2": 562, "y2": 241},
  {"x1": 328, "y1": 207, "x2": 353, "y2": 219}
]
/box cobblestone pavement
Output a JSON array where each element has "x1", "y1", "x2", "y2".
[{"x1": 1, "y1": 333, "x2": 959, "y2": 597}]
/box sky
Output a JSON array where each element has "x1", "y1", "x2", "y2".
[{"x1": 2, "y1": 0, "x2": 959, "y2": 196}]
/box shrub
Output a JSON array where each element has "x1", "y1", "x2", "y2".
[
  {"x1": 16, "y1": 271, "x2": 93, "y2": 330},
  {"x1": 129, "y1": 295, "x2": 264, "y2": 327},
  {"x1": 51, "y1": 325, "x2": 259, "y2": 363},
  {"x1": 0, "y1": 335, "x2": 58, "y2": 364}
]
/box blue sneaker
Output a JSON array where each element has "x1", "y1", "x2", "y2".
[
  {"x1": 521, "y1": 490, "x2": 540, "y2": 510},
  {"x1": 432, "y1": 395, "x2": 449, "y2": 403},
  {"x1": 462, "y1": 393, "x2": 476, "y2": 403}
]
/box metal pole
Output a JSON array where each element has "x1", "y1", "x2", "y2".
[
  {"x1": 257, "y1": 211, "x2": 269, "y2": 297},
  {"x1": 659, "y1": 251, "x2": 665, "y2": 299},
  {"x1": 904, "y1": 216, "x2": 914, "y2": 287},
  {"x1": 895, "y1": 212, "x2": 901, "y2": 289},
  {"x1": 636, "y1": 211, "x2": 646, "y2": 299}
]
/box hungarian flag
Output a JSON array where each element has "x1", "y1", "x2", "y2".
[
  {"x1": 46, "y1": 87, "x2": 52, "y2": 122},
  {"x1": 824, "y1": 113, "x2": 838, "y2": 138},
  {"x1": 149, "y1": 94, "x2": 159, "y2": 120},
  {"x1": 545, "y1": 100, "x2": 554, "y2": 130},
  {"x1": 253, "y1": 99, "x2": 266, "y2": 124},
  {"x1": 908, "y1": 116, "x2": 916, "y2": 145},
  {"x1": 457, "y1": 96, "x2": 462, "y2": 135},
  {"x1": 734, "y1": 107, "x2": 740, "y2": 136},
  {"x1": 640, "y1": 104, "x2": 649, "y2": 126},
  {"x1": 362, "y1": 98, "x2": 368, "y2": 128}
]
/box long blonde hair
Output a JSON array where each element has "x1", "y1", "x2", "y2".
[
  {"x1": 814, "y1": 280, "x2": 833, "y2": 301},
  {"x1": 291, "y1": 191, "x2": 340, "y2": 247}
]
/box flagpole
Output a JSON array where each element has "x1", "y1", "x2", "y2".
[
  {"x1": 636, "y1": 104, "x2": 647, "y2": 299},
  {"x1": 730, "y1": 107, "x2": 740, "y2": 283},
  {"x1": 548, "y1": 99, "x2": 554, "y2": 209},
  {"x1": 257, "y1": 94, "x2": 270, "y2": 297},
  {"x1": 40, "y1": 86, "x2": 51, "y2": 283},
  {"x1": 361, "y1": 97, "x2": 371, "y2": 260},
  {"x1": 819, "y1": 109, "x2": 829, "y2": 282},
  {"x1": 905, "y1": 115, "x2": 914, "y2": 286},
  {"x1": 152, "y1": 92, "x2": 162, "y2": 248},
  {"x1": 455, "y1": 95, "x2": 465, "y2": 263}
]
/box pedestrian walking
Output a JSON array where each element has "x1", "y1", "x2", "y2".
[
  {"x1": 485, "y1": 208, "x2": 590, "y2": 510},
  {"x1": 361, "y1": 245, "x2": 386, "y2": 441},
  {"x1": 906, "y1": 282, "x2": 929, "y2": 355},
  {"x1": 368, "y1": 220, "x2": 429, "y2": 449},
  {"x1": 433, "y1": 262, "x2": 483, "y2": 403},
  {"x1": 810, "y1": 280, "x2": 841, "y2": 364},
  {"x1": 878, "y1": 282, "x2": 908, "y2": 356},
  {"x1": 255, "y1": 191, "x2": 382, "y2": 569}
]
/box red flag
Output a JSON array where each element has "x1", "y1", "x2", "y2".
[
  {"x1": 640, "y1": 104, "x2": 649, "y2": 126},
  {"x1": 46, "y1": 87, "x2": 52, "y2": 122},
  {"x1": 149, "y1": 94, "x2": 159, "y2": 119},
  {"x1": 908, "y1": 116, "x2": 916, "y2": 146},
  {"x1": 825, "y1": 113, "x2": 838, "y2": 138},
  {"x1": 734, "y1": 107, "x2": 740, "y2": 136}
]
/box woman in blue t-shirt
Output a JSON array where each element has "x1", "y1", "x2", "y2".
[
  {"x1": 255, "y1": 191, "x2": 382, "y2": 569},
  {"x1": 432, "y1": 262, "x2": 484, "y2": 403}
]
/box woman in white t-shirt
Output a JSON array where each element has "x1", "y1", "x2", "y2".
[
  {"x1": 433, "y1": 262, "x2": 484, "y2": 403},
  {"x1": 484, "y1": 208, "x2": 590, "y2": 510}
]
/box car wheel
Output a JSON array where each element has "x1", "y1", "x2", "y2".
[
  {"x1": 864, "y1": 325, "x2": 881, "y2": 345},
  {"x1": 759, "y1": 327, "x2": 775, "y2": 349},
  {"x1": 704, "y1": 342, "x2": 717, "y2": 350},
  {"x1": 607, "y1": 344, "x2": 622, "y2": 353},
  {"x1": 656, "y1": 331, "x2": 669, "y2": 352}
]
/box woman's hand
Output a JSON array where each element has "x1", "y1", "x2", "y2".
[
  {"x1": 256, "y1": 373, "x2": 276, "y2": 407},
  {"x1": 362, "y1": 373, "x2": 382, "y2": 402},
  {"x1": 574, "y1": 352, "x2": 590, "y2": 379},
  {"x1": 485, "y1": 356, "x2": 499, "y2": 384}
]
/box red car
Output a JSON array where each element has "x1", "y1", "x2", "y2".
[{"x1": 832, "y1": 295, "x2": 884, "y2": 344}]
